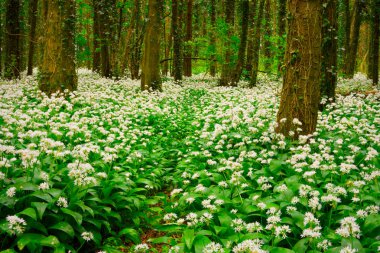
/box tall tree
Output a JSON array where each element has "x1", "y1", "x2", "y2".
[
  {"x1": 276, "y1": 0, "x2": 322, "y2": 139},
  {"x1": 249, "y1": 0, "x2": 265, "y2": 87},
  {"x1": 141, "y1": 0, "x2": 163, "y2": 91},
  {"x1": 172, "y1": 0, "x2": 183, "y2": 82},
  {"x1": 209, "y1": 0, "x2": 217, "y2": 76},
  {"x1": 39, "y1": 0, "x2": 77, "y2": 95},
  {"x1": 277, "y1": 0, "x2": 286, "y2": 74},
  {"x1": 246, "y1": 0, "x2": 258, "y2": 76},
  {"x1": 4, "y1": 0, "x2": 21, "y2": 79},
  {"x1": 263, "y1": 0, "x2": 272, "y2": 70},
  {"x1": 343, "y1": 0, "x2": 363, "y2": 78},
  {"x1": 219, "y1": 0, "x2": 236, "y2": 86},
  {"x1": 368, "y1": 0, "x2": 379, "y2": 85},
  {"x1": 92, "y1": 0, "x2": 101, "y2": 73},
  {"x1": 27, "y1": 0, "x2": 38, "y2": 76},
  {"x1": 321, "y1": 0, "x2": 338, "y2": 102},
  {"x1": 183, "y1": 0, "x2": 193, "y2": 77},
  {"x1": 128, "y1": 0, "x2": 144, "y2": 79},
  {"x1": 0, "y1": 1, "x2": 4, "y2": 76},
  {"x1": 231, "y1": 0, "x2": 249, "y2": 85}
]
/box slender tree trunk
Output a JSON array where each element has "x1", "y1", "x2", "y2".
[
  {"x1": 27, "y1": 0, "x2": 38, "y2": 75},
  {"x1": 39, "y1": 0, "x2": 77, "y2": 95},
  {"x1": 163, "y1": 16, "x2": 171, "y2": 75},
  {"x1": 321, "y1": 0, "x2": 338, "y2": 103},
  {"x1": 129, "y1": 0, "x2": 144, "y2": 79},
  {"x1": 0, "y1": 2, "x2": 3, "y2": 76},
  {"x1": 141, "y1": 0, "x2": 163, "y2": 91},
  {"x1": 276, "y1": 0, "x2": 322, "y2": 139},
  {"x1": 219, "y1": 0, "x2": 235, "y2": 86},
  {"x1": 172, "y1": 0, "x2": 183, "y2": 82},
  {"x1": 92, "y1": 0, "x2": 101, "y2": 72},
  {"x1": 98, "y1": 0, "x2": 114, "y2": 78},
  {"x1": 371, "y1": 0, "x2": 379, "y2": 85},
  {"x1": 263, "y1": 0, "x2": 272, "y2": 70},
  {"x1": 343, "y1": 0, "x2": 362, "y2": 78},
  {"x1": 209, "y1": 0, "x2": 217, "y2": 76},
  {"x1": 231, "y1": 0, "x2": 249, "y2": 85},
  {"x1": 343, "y1": 0, "x2": 350, "y2": 66},
  {"x1": 249, "y1": 0, "x2": 265, "y2": 87},
  {"x1": 277, "y1": 0, "x2": 286, "y2": 74},
  {"x1": 4, "y1": 0, "x2": 21, "y2": 79},
  {"x1": 183, "y1": 0, "x2": 193, "y2": 77},
  {"x1": 246, "y1": 0, "x2": 257, "y2": 76}
]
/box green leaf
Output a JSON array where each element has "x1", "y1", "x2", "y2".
[
  {"x1": 17, "y1": 233, "x2": 45, "y2": 250},
  {"x1": 270, "y1": 247, "x2": 295, "y2": 253},
  {"x1": 363, "y1": 214, "x2": 380, "y2": 236},
  {"x1": 292, "y1": 238, "x2": 308, "y2": 253},
  {"x1": 148, "y1": 236, "x2": 174, "y2": 244},
  {"x1": 18, "y1": 208, "x2": 37, "y2": 221},
  {"x1": 218, "y1": 211, "x2": 232, "y2": 227},
  {"x1": 118, "y1": 228, "x2": 140, "y2": 244},
  {"x1": 193, "y1": 235, "x2": 211, "y2": 253},
  {"x1": 49, "y1": 222, "x2": 75, "y2": 238},
  {"x1": 31, "y1": 202, "x2": 48, "y2": 220},
  {"x1": 0, "y1": 249, "x2": 18, "y2": 253},
  {"x1": 268, "y1": 159, "x2": 283, "y2": 175},
  {"x1": 61, "y1": 208, "x2": 83, "y2": 225},
  {"x1": 40, "y1": 235, "x2": 60, "y2": 248},
  {"x1": 183, "y1": 228, "x2": 195, "y2": 250}
]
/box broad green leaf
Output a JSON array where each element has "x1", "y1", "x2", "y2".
[
  {"x1": 17, "y1": 233, "x2": 45, "y2": 250},
  {"x1": 18, "y1": 208, "x2": 37, "y2": 221},
  {"x1": 61, "y1": 208, "x2": 83, "y2": 225},
  {"x1": 193, "y1": 235, "x2": 211, "y2": 253},
  {"x1": 292, "y1": 238, "x2": 308, "y2": 253},
  {"x1": 118, "y1": 228, "x2": 140, "y2": 244},
  {"x1": 31, "y1": 202, "x2": 48, "y2": 220},
  {"x1": 183, "y1": 228, "x2": 195, "y2": 250},
  {"x1": 49, "y1": 222, "x2": 75, "y2": 238},
  {"x1": 363, "y1": 214, "x2": 380, "y2": 235},
  {"x1": 40, "y1": 235, "x2": 60, "y2": 248},
  {"x1": 270, "y1": 247, "x2": 295, "y2": 253}
]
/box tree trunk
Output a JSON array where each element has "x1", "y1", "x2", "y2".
[
  {"x1": 172, "y1": 0, "x2": 183, "y2": 82},
  {"x1": 209, "y1": 0, "x2": 217, "y2": 76},
  {"x1": 27, "y1": 0, "x2": 38, "y2": 76},
  {"x1": 276, "y1": 0, "x2": 322, "y2": 139},
  {"x1": 98, "y1": 0, "x2": 115, "y2": 78},
  {"x1": 231, "y1": 0, "x2": 249, "y2": 85},
  {"x1": 129, "y1": 0, "x2": 144, "y2": 80},
  {"x1": 92, "y1": 0, "x2": 101, "y2": 72},
  {"x1": 4, "y1": 0, "x2": 21, "y2": 79},
  {"x1": 183, "y1": 0, "x2": 193, "y2": 77},
  {"x1": 321, "y1": 0, "x2": 338, "y2": 102},
  {"x1": 277, "y1": 0, "x2": 286, "y2": 74},
  {"x1": 246, "y1": 0, "x2": 257, "y2": 76},
  {"x1": 263, "y1": 0, "x2": 272, "y2": 70},
  {"x1": 343, "y1": 0, "x2": 350, "y2": 67},
  {"x1": 249, "y1": 0, "x2": 265, "y2": 87},
  {"x1": 163, "y1": 15, "x2": 171, "y2": 75},
  {"x1": 219, "y1": 0, "x2": 235, "y2": 86},
  {"x1": 39, "y1": 0, "x2": 77, "y2": 96},
  {"x1": 368, "y1": 0, "x2": 379, "y2": 86},
  {"x1": 343, "y1": 0, "x2": 362, "y2": 78},
  {"x1": 0, "y1": 2, "x2": 4, "y2": 76},
  {"x1": 141, "y1": 0, "x2": 163, "y2": 91}
]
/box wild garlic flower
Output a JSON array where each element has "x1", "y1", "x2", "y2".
[
  {"x1": 335, "y1": 217, "x2": 361, "y2": 238},
  {"x1": 203, "y1": 242, "x2": 224, "y2": 253},
  {"x1": 7, "y1": 215, "x2": 27, "y2": 235},
  {"x1": 81, "y1": 231, "x2": 94, "y2": 241},
  {"x1": 232, "y1": 239, "x2": 267, "y2": 253},
  {"x1": 6, "y1": 187, "x2": 16, "y2": 197},
  {"x1": 57, "y1": 197, "x2": 68, "y2": 208},
  {"x1": 134, "y1": 243, "x2": 149, "y2": 252}
]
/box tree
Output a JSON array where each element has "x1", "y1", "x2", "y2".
[
  {"x1": 263, "y1": 0, "x2": 272, "y2": 70},
  {"x1": 231, "y1": 0, "x2": 249, "y2": 85},
  {"x1": 209, "y1": 0, "x2": 217, "y2": 76},
  {"x1": 172, "y1": 0, "x2": 183, "y2": 82},
  {"x1": 219, "y1": 0, "x2": 236, "y2": 86},
  {"x1": 27, "y1": 0, "x2": 38, "y2": 76},
  {"x1": 276, "y1": 0, "x2": 322, "y2": 139},
  {"x1": 277, "y1": 0, "x2": 286, "y2": 74},
  {"x1": 4, "y1": 0, "x2": 21, "y2": 79},
  {"x1": 343, "y1": 0, "x2": 363, "y2": 78},
  {"x1": 368, "y1": 0, "x2": 379, "y2": 85},
  {"x1": 92, "y1": 0, "x2": 101, "y2": 73},
  {"x1": 321, "y1": 0, "x2": 338, "y2": 102},
  {"x1": 183, "y1": 0, "x2": 193, "y2": 77},
  {"x1": 249, "y1": 0, "x2": 265, "y2": 87},
  {"x1": 39, "y1": 0, "x2": 77, "y2": 95},
  {"x1": 141, "y1": 0, "x2": 164, "y2": 91}
]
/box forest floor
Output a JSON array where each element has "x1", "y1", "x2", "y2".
[{"x1": 0, "y1": 70, "x2": 379, "y2": 253}]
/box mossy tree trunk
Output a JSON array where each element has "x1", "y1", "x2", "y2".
[
  {"x1": 277, "y1": 0, "x2": 286, "y2": 75},
  {"x1": 263, "y1": 0, "x2": 272, "y2": 70},
  {"x1": 4, "y1": 0, "x2": 21, "y2": 79},
  {"x1": 183, "y1": 0, "x2": 193, "y2": 77},
  {"x1": 321, "y1": 0, "x2": 338, "y2": 102},
  {"x1": 368, "y1": 0, "x2": 379, "y2": 86},
  {"x1": 276, "y1": 0, "x2": 322, "y2": 139},
  {"x1": 27, "y1": 0, "x2": 38, "y2": 76},
  {"x1": 219, "y1": 0, "x2": 235, "y2": 86},
  {"x1": 39, "y1": 0, "x2": 77, "y2": 96},
  {"x1": 209, "y1": 0, "x2": 217, "y2": 77},
  {"x1": 172, "y1": 0, "x2": 183, "y2": 82},
  {"x1": 141, "y1": 0, "x2": 163, "y2": 91},
  {"x1": 92, "y1": 0, "x2": 101, "y2": 73}
]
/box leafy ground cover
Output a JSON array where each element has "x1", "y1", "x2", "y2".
[{"x1": 0, "y1": 71, "x2": 379, "y2": 253}]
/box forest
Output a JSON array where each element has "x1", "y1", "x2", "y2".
[{"x1": 0, "y1": 0, "x2": 379, "y2": 252}]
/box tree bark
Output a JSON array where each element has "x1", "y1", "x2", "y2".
[
  {"x1": 343, "y1": 0, "x2": 350, "y2": 67},
  {"x1": 219, "y1": 0, "x2": 235, "y2": 86},
  {"x1": 368, "y1": 0, "x2": 379, "y2": 85},
  {"x1": 27, "y1": 0, "x2": 38, "y2": 76},
  {"x1": 277, "y1": 0, "x2": 286, "y2": 74},
  {"x1": 246, "y1": 0, "x2": 257, "y2": 76},
  {"x1": 263, "y1": 0, "x2": 272, "y2": 70},
  {"x1": 231, "y1": 0, "x2": 249, "y2": 85},
  {"x1": 249, "y1": 0, "x2": 265, "y2": 87},
  {"x1": 4, "y1": 0, "x2": 21, "y2": 79},
  {"x1": 0, "y1": 2, "x2": 3, "y2": 76},
  {"x1": 183, "y1": 0, "x2": 193, "y2": 77},
  {"x1": 141, "y1": 0, "x2": 163, "y2": 91},
  {"x1": 209, "y1": 0, "x2": 217, "y2": 76},
  {"x1": 172, "y1": 0, "x2": 183, "y2": 82},
  {"x1": 343, "y1": 0, "x2": 363, "y2": 78},
  {"x1": 92, "y1": 0, "x2": 101, "y2": 72},
  {"x1": 39, "y1": 0, "x2": 77, "y2": 96},
  {"x1": 129, "y1": 0, "x2": 144, "y2": 79},
  {"x1": 321, "y1": 0, "x2": 338, "y2": 102},
  {"x1": 276, "y1": 0, "x2": 322, "y2": 139}
]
